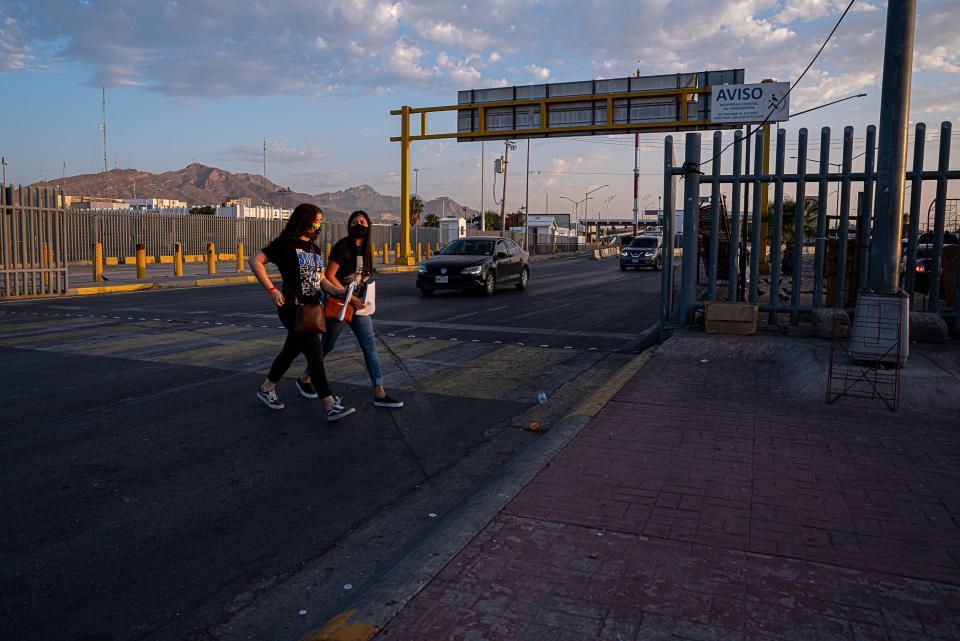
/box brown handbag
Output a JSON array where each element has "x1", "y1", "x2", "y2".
[
  {"x1": 294, "y1": 303, "x2": 326, "y2": 333},
  {"x1": 324, "y1": 295, "x2": 355, "y2": 323}
]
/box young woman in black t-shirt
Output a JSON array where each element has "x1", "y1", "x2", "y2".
[
  {"x1": 319, "y1": 210, "x2": 402, "y2": 408},
  {"x1": 248, "y1": 203, "x2": 360, "y2": 422}
]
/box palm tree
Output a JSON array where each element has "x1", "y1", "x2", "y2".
[
  {"x1": 761, "y1": 197, "x2": 818, "y2": 274},
  {"x1": 409, "y1": 195, "x2": 424, "y2": 227}
]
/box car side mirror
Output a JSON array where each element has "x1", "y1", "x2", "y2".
[{"x1": 496, "y1": 251, "x2": 508, "y2": 259}]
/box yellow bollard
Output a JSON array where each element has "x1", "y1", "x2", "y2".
[
  {"x1": 207, "y1": 242, "x2": 216, "y2": 274},
  {"x1": 382, "y1": 242, "x2": 389, "y2": 264},
  {"x1": 236, "y1": 242, "x2": 245, "y2": 272},
  {"x1": 42, "y1": 243, "x2": 50, "y2": 286},
  {"x1": 93, "y1": 243, "x2": 104, "y2": 282},
  {"x1": 395, "y1": 242, "x2": 400, "y2": 262},
  {"x1": 174, "y1": 243, "x2": 183, "y2": 277},
  {"x1": 416, "y1": 243, "x2": 422, "y2": 263},
  {"x1": 325, "y1": 242, "x2": 332, "y2": 259},
  {"x1": 136, "y1": 244, "x2": 147, "y2": 279}
]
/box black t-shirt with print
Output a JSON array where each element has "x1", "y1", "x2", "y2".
[
  {"x1": 262, "y1": 237, "x2": 324, "y2": 306},
  {"x1": 327, "y1": 237, "x2": 367, "y2": 285}
]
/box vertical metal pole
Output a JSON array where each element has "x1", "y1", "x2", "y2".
[
  {"x1": 769, "y1": 128, "x2": 786, "y2": 323},
  {"x1": 480, "y1": 141, "x2": 485, "y2": 231},
  {"x1": 660, "y1": 136, "x2": 675, "y2": 326},
  {"x1": 837, "y1": 127, "x2": 854, "y2": 308},
  {"x1": 904, "y1": 123, "x2": 926, "y2": 299},
  {"x1": 524, "y1": 139, "x2": 530, "y2": 250},
  {"x1": 399, "y1": 106, "x2": 413, "y2": 264},
  {"x1": 749, "y1": 129, "x2": 764, "y2": 304},
  {"x1": 814, "y1": 128, "x2": 831, "y2": 307},
  {"x1": 739, "y1": 126, "x2": 751, "y2": 301},
  {"x1": 708, "y1": 131, "x2": 721, "y2": 301},
  {"x1": 792, "y1": 129, "x2": 808, "y2": 324},
  {"x1": 633, "y1": 132, "x2": 640, "y2": 236},
  {"x1": 174, "y1": 242, "x2": 183, "y2": 277},
  {"x1": 868, "y1": 0, "x2": 917, "y2": 293},
  {"x1": 927, "y1": 122, "x2": 952, "y2": 313},
  {"x1": 857, "y1": 125, "x2": 877, "y2": 289},
  {"x1": 93, "y1": 243, "x2": 104, "y2": 282},
  {"x1": 678, "y1": 132, "x2": 702, "y2": 325},
  {"x1": 500, "y1": 141, "x2": 510, "y2": 235},
  {"x1": 728, "y1": 131, "x2": 743, "y2": 299}
]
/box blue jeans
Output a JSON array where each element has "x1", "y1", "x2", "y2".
[{"x1": 316, "y1": 313, "x2": 384, "y2": 387}]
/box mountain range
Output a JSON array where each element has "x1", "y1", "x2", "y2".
[{"x1": 33, "y1": 163, "x2": 478, "y2": 222}]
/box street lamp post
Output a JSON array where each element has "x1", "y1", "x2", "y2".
[
  {"x1": 585, "y1": 184, "x2": 609, "y2": 243},
  {"x1": 561, "y1": 196, "x2": 579, "y2": 228}
]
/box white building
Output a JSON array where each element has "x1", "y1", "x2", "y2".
[
  {"x1": 216, "y1": 203, "x2": 291, "y2": 220},
  {"x1": 126, "y1": 197, "x2": 188, "y2": 209},
  {"x1": 510, "y1": 214, "x2": 579, "y2": 237}
]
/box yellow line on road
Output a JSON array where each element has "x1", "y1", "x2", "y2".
[
  {"x1": 566, "y1": 347, "x2": 656, "y2": 418},
  {"x1": 70, "y1": 284, "x2": 154, "y2": 295}
]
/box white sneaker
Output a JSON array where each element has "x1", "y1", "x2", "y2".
[{"x1": 326, "y1": 396, "x2": 356, "y2": 422}]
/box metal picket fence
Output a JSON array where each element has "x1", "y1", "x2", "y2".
[
  {"x1": 1, "y1": 185, "x2": 69, "y2": 297},
  {"x1": 661, "y1": 121, "x2": 960, "y2": 333}
]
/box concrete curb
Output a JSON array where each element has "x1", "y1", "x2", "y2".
[
  {"x1": 68, "y1": 283, "x2": 155, "y2": 295},
  {"x1": 64, "y1": 273, "x2": 281, "y2": 296},
  {"x1": 302, "y1": 346, "x2": 658, "y2": 641}
]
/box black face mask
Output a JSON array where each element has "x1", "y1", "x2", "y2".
[{"x1": 349, "y1": 224, "x2": 369, "y2": 240}]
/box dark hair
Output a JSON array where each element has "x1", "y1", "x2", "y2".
[
  {"x1": 280, "y1": 203, "x2": 323, "y2": 240},
  {"x1": 348, "y1": 210, "x2": 374, "y2": 278}
]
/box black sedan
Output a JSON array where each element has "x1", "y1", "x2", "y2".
[{"x1": 417, "y1": 237, "x2": 529, "y2": 296}]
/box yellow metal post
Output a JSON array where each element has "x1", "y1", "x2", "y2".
[
  {"x1": 174, "y1": 242, "x2": 183, "y2": 277},
  {"x1": 236, "y1": 242, "x2": 245, "y2": 272},
  {"x1": 325, "y1": 242, "x2": 332, "y2": 259},
  {"x1": 395, "y1": 242, "x2": 400, "y2": 261},
  {"x1": 93, "y1": 243, "x2": 104, "y2": 282},
  {"x1": 207, "y1": 242, "x2": 216, "y2": 274},
  {"x1": 136, "y1": 244, "x2": 147, "y2": 279},
  {"x1": 382, "y1": 242, "x2": 389, "y2": 264},
  {"x1": 42, "y1": 243, "x2": 49, "y2": 286},
  {"x1": 397, "y1": 105, "x2": 415, "y2": 265},
  {"x1": 416, "y1": 242, "x2": 422, "y2": 262}
]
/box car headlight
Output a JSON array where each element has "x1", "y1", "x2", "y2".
[
  {"x1": 418, "y1": 263, "x2": 427, "y2": 273},
  {"x1": 461, "y1": 265, "x2": 483, "y2": 276}
]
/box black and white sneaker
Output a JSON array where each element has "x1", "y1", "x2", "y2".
[
  {"x1": 373, "y1": 394, "x2": 404, "y2": 408},
  {"x1": 257, "y1": 385, "x2": 284, "y2": 410},
  {"x1": 325, "y1": 396, "x2": 356, "y2": 422},
  {"x1": 296, "y1": 377, "x2": 319, "y2": 399}
]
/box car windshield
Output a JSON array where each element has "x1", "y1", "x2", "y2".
[
  {"x1": 440, "y1": 239, "x2": 494, "y2": 256},
  {"x1": 629, "y1": 238, "x2": 659, "y2": 249},
  {"x1": 916, "y1": 245, "x2": 935, "y2": 259}
]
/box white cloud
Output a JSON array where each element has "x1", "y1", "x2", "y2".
[
  {"x1": 524, "y1": 64, "x2": 550, "y2": 81},
  {"x1": 914, "y1": 46, "x2": 960, "y2": 74},
  {"x1": 437, "y1": 51, "x2": 482, "y2": 85},
  {"x1": 391, "y1": 38, "x2": 436, "y2": 81},
  {"x1": 221, "y1": 142, "x2": 325, "y2": 164},
  {"x1": 415, "y1": 19, "x2": 492, "y2": 50},
  {"x1": 488, "y1": 51, "x2": 501, "y2": 63},
  {"x1": 0, "y1": 16, "x2": 34, "y2": 71}
]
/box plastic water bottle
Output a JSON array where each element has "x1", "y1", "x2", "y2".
[{"x1": 537, "y1": 392, "x2": 547, "y2": 405}]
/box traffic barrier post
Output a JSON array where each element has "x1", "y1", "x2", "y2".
[
  {"x1": 174, "y1": 243, "x2": 184, "y2": 277},
  {"x1": 93, "y1": 243, "x2": 104, "y2": 282},
  {"x1": 236, "y1": 242, "x2": 245, "y2": 272},
  {"x1": 136, "y1": 244, "x2": 147, "y2": 279},
  {"x1": 207, "y1": 243, "x2": 216, "y2": 274}
]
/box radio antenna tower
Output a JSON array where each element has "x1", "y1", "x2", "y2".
[
  {"x1": 262, "y1": 139, "x2": 267, "y2": 178},
  {"x1": 100, "y1": 86, "x2": 108, "y2": 173}
]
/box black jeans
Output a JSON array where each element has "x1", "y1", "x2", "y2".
[{"x1": 266, "y1": 305, "x2": 332, "y2": 399}]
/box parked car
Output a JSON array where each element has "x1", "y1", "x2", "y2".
[
  {"x1": 417, "y1": 237, "x2": 529, "y2": 296},
  {"x1": 619, "y1": 235, "x2": 662, "y2": 271},
  {"x1": 901, "y1": 243, "x2": 941, "y2": 296}
]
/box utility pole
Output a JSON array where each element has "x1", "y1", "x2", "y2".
[
  {"x1": 633, "y1": 132, "x2": 640, "y2": 236},
  {"x1": 1, "y1": 157, "x2": 6, "y2": 187},
  {"x1": 413, "y1": 167, "x2": 420, "y2": 196},
  {"x1": 585, "y1": 184, "x2": 609, "y2": 243},
  {"x1": 868, "y1": 0, "x2": 916, "y2": 294},
  {"x1": 100, "y1": 86, "x2": 108, "y2": 174},
  {"x1": 499, "y1": 140, "x2": 516, "y2": 235},
  {"x1": 480, "y1": 142, "x2": 485, "y2": 231},
  {"x1": 262, "y1": 139, "x2": 267, "y2": 178},
  {"x1": 524, "y1": 139, "x2": 530, "y2": 249},
  {"x1": 62, "y1": 161, "x2": 66, "y2": 180}
]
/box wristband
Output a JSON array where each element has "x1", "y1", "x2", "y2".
[{"x1": 268, "y1": 286, "x2": 277, "y2": 294}]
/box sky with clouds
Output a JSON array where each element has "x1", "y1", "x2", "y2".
[{"x1": 1, "y1": 0, "x2": 958, "y2": 216}]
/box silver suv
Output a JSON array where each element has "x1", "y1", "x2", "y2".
[{"x1": 620, "y1": 236, "x2": 662, "y2": 271}]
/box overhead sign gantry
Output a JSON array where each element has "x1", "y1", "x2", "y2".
[{"x1": 391, "y1": 69, "x2": 789, "y2": 264}]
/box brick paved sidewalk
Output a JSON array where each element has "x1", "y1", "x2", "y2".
[{"x1": 374, "y1": 341, "x2": 960, "y2": 640}]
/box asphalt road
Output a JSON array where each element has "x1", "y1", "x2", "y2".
[{"x1": 0, "y1": 255, "x2": 660, "y2": 641}]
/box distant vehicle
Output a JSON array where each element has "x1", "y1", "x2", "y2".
[
  {"x1": 620, "y1": 235, "x2": 662, "y2": 271},
  {"x1": 901, "y1": 244, "x2": 942, "y2": 296},
  {"x1": 417, "y1": 237, "x2": 529, "y2": 296}
]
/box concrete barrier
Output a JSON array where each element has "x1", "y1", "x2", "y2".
[{"x1": 592, "y1": 247, "x2": 620, "y2": 260}]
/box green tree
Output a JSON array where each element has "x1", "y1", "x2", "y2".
[
  {"x1": 189, "y1": 205, "x2": 216, "y2": 216},
  {"x1": 470, "y1": 210, "x2": 501, "y2": 231},
  {"x1": 409, "y1": 195, "x2": 424, "y2": 227},
  {"x1": 761, "y1": 197, "x2": 818, "y2": 244},
  {"x1": 423, "y1": 213, "x2": 440, "y2": 228}
]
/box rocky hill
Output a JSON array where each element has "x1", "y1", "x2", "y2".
[{"x1": 35, "y1": 164, "x2": 478, "y2": 222}]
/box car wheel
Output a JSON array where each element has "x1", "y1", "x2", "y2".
[
  {"x1": 619, "y1": 264, "x2": 627, "y2": 271},
  {"x1": 516, "y1": 267, "x2": 529, "y2": 290},
  {"x1": 420, "y1": 286, "x2": 434, "y2": 297},
  {"x1": 483, "y1": 273, "x2": 496, "y2": 296},
  {"x1": 653, "y1": 258, "x2": 661, "y2": 271}
]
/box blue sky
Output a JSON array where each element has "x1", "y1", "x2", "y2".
[{"x1": 2, "y1": 0, "x2": 958, "y2": 215}]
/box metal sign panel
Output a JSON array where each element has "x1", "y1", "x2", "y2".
[
  {"x1": 455, "y1": 70, "x2": 745, "y2": 141},
  {"x1": 710, "y1": 82, "x2": 790, "y2": 123}
]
